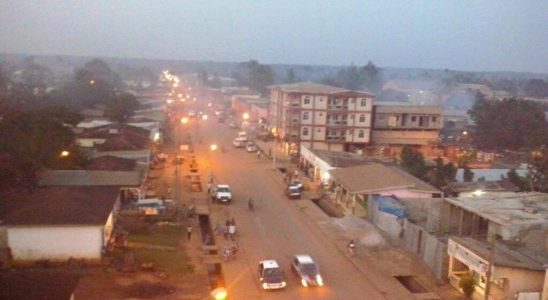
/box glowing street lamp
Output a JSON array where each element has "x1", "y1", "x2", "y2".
[
  {"x1": 202, "y1": 114, "x2": 208, "y2": 120},
  {"x1": 60, "y1": 150, "x2": 70, "y2": 157},
  {"x1": 89, "y1": 80, "x2": 95, "y2": 85},
  {"x1": 210, "y1": 144, "x2": 218, "y2": 151},
  {"x1": 210, "y1": 287, "x2": 227, "y2": 300},
  {"x1": 181, "y1": 117, "x2": 189, "y2": 124},
  {"x1": 242, "y1": 112, "x2": 250, "y2": 120}
]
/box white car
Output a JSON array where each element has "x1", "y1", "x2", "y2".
[
  {"x1": 258, "y1": 260, "x2": 287, "y2": 290},
  {"x1": 246, "y1": 142, "x2": 258, "y2": 152},
  {"x1": 211, "y1": 184, "x2": 232, "y2": 204},
  {"x1": 233, "y1": 137, "x2": 247, "y2": 148},
  {"x1": 291, "y1": 255, "x2": 324, "y2": 287}
]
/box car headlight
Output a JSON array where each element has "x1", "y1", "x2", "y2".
[
  {"x1": 301, "y1": 278, "x2": 308, "y2": 287},
  {"x1": 316, "y1": 275, "x2": 324, "y2": 286},
  {"x1": 281, "y1": 281, "x2": 287, "y2": 287},
  {"x1": 262, "y1": 283, "x2": 268, "y2": 289}
]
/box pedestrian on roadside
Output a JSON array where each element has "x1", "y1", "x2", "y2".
[
  {"x1": 257, "y1": 150, "x2": 261, "y2": 159},
  {"x1": 230, "y1": 218, "x2": 236, "y2": 226},
  {"x1": 294, "y1": 169, "x2": 299, "y2": 178},
  {"x1": 186, "y1": 224, "x2": 193, "y2": 240},
  {"x1": 228, "y1": 224, "x2": 236, "y2": 240}
]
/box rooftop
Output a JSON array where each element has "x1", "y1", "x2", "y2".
[
  {"x1": 294, "y1": 255, "x2": 315, "y2": 264},
  {"x1": 269, "y1": 81, "x2": 373, "y2": 96},
  {"x1": 261, "y1": 260, "x2": 280, "y2": 268},
  {"x1": 329, "y1": 163, "x2": 439, "y2": 194},
  {"x1": 450, "y1": 237, "x2": 547, "y2": 271},
  {"x1": 84, "y1": 155, "x2": 136, "y2": 171},
  {"x1": 0, "y1": 186, "x2": 120, "y2": 225},
  {"x1": 446, "y1": 181, "x2": 519, "y2": 194},
  {"x1": 445, "y1": 193, "x2": 548, "y2": 227},
  {"x1": 375, "y1": 104, "x2": 442, "y2": 114},
  {"x1": 38, "y1": 170, "x2": 141, "y2": 186},
  {"x1": 309, "y1": 149, "x2": 390, "y2": 168}
]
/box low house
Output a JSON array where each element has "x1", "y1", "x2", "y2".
[
  {"x1": 75, "y1": 124, "x2": 152, "y2": 163},
  {"x1": 0, "y1": 186, "x2": 121, "y2": 263},
  {"x1": 328, "y1": 163, "x2": 441, "y2": 217},
  {"x1": 428, "y1": 193, "x2": 548, "y2": 298}
]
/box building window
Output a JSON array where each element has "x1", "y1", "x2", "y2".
[
  {"x1": 302, "y1": 127, "x2": 309, "y2": 136},
  {"x1": 358, "y1": 130, "x2": 365, "y2": 138},
  {"x1": 319, "y1": 113, "x2": 323, "y2": 116},
  {"x1": 359, "y1": 114, "x2": 366, "y2": 122},
  {"x1": 317, "y1": 129, "x2": 321, "y2": 132},
  {"x1": 360, "y1": 99, "x2": 367, "y2": 107},
  {"x1": 304, "y1": 96, "x2": 311, "y2": 105},
  {"x1": 432, "y1": 116, "x2": 437, "y2": 122},
  {"x1": 303, "y1": 112, "x2": 309, "y2": 120},
  {"x1": 350, "y1": 98, "x2": 355, "y2": 104},
  {"x1": 411, "y1": 116, "x2": 417, "y2": 122}
]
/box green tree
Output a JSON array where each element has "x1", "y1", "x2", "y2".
[
  {"x1": 286, "y1": 68, "x2": 297, "y2": 83},
  {"x1": 468, "y1": 94, "x2": 548, "y2": 151},
  {"x1": 507, "y1": 168, "x2": 526, "y2": 191},
  {"x1": 361, "y1": 61, "x2": 382, "y2": 92},
  {"x1": 238, "y1": 60, "x2": 274, "y2": 95},
  {"x1": 528, "y1": 148, "x2": 548, "y2": 192},
  {"x1": 0, "y1": 109, "x2": 81, "y2": 190},
  {"x1": 458, "y1": 273, "x2": 475, "y2": 299},
  {"x1": 400, "y1": 146, "x2": 427, "y2": 179},
  {"x1": 428, "y1": 157, "x2": 456, "y2": 188},
  {"x1": 463, "y1": 165, "x2": 474, "y2": 182},
  {"x1": 104, "y1": 92, "x2": 140, "y2": 122}
]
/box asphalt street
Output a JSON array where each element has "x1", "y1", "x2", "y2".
[{"x1": 179, "y1": 116, "x2": 407, "y2": 300}]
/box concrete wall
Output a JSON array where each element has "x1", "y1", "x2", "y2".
[
  {"x1": 368, "y1": 200, "x2": 404, "y2": 239},
  {"x1": 7, "y1": 226, "x2": 103, "y2": 261},
  {"x1": 402, "y1": 219, "x2": 449, "y2": 282},
  {"x1": 378, "y1": 189, "x2": 434, "y2": 199},
  {"x1": 496, "y1": 266, "x2": 546, "y2": 299}
]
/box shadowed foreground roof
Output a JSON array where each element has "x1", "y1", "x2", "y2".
[
  {"x1": 39, "y1": 170, "x2": 141, "y2": 186},
  {"x1": 1, "y1": 186, "x2": 120, "y2": 225}
]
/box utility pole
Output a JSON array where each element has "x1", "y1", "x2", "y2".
[{"x1": 484, "y1": 236, "x2": 500, "y2": 300}]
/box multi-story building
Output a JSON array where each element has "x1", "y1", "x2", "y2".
[
  {"x1": 372, "y1": 103, "x2": 443, "y2": 156},
  {"x1": 268, "y1": 82, "x2": 374, "y2": 153}
]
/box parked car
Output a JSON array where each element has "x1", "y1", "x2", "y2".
[
  {"x1": 291, "y1": 255, "x2": 324, "y2": 287},
  {"x1": 233, "y1": 137, "x2": 247, "y2": 148},
  {"x1": 258, "y1": 260, "x2": 287, "y2": 290},
  {"x1": 211, "y1": 184, "x2": 232, "y2": 204},
  {"x1": 286, "y1": 185, "x2": 301, "y2": 199},
  {"x1": 246, "y1": 141, "x2": 258, "y2": 152}
]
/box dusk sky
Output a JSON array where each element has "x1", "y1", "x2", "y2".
[{"x1": 1, "y1": 1, "x2": 547, "y2": 73}]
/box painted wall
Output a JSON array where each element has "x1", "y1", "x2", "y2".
[
  {"x1": 377, "y1": 188, "x2": 434, "y2": 199},
  {"x1": 496, "y1": 266, "x2": 546, "y2": 298},
  {"x1": 7, "y1": 226, "x2": 104, "y2": 261}
]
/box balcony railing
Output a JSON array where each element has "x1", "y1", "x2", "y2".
[{"x1": 326, "y1": 136, "x2": 346, "y2": 142}]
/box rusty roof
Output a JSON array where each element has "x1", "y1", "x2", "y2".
[{"x1": 84, "y1": 155, "x2": 136, "y2": 171}]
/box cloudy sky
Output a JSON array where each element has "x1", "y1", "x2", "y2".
[{"x1": 1, "y1": 1, "x2": 547, "y2": 73}]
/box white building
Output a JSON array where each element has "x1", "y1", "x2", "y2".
[
  {"x1": 1, "y1": 186, "x2": 122, "y2": 262},
  {"x1": 269, "y1": 82, "x2": 374, "y2": 154}
]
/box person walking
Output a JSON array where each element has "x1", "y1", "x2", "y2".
[
  {"x1": 186, "y1": 224, "x2": 193, "y2": 241},
  {"x1": 257, "y1": 150, "x2": 261, "y2": 159}
]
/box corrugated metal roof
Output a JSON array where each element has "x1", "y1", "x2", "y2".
[
  {"x1": 269, "y1": 81, "x2": 374, "y2": 96},
  {"x1": 329, "y1": 163, "x2": 439, "y2": 194}
]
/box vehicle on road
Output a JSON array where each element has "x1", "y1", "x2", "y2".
[
  {"x1": 286, "y1": 185, "x2": 302, "y2": 199},
  {"x1": 291, "y1": 255, "x2": 324, "y2": 287},
  {"x1": 245, "y1": 141, "x2": 257, "y2": 152},
  {"x1": 289, "y1": 179, "x2": 303, "y2": 191},
  {"x1": 238, "y1": 131, "x2": 247, "y2": 138},
  {"x1": 211, "y1": 184, "x2": 232, "y2": 204},
  {"x1": 258, "y1": 260, "x2": 287, "y2": 290},
  {"x1": 229, "y1": 122, "x2": 238, "y2": 128},
  {"x1": 233, "y1": 136, "x2": 248, "y2": 148}
]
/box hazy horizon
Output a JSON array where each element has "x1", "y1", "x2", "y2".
[{"x1": 1, "y1": 1, "x2": 547, "y2": 73}]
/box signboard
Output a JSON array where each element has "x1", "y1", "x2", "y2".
[
  {"x1": 448, "y1": 239, "x2": 489, "y2": 275},
  {"x1": 179, "y1": 144, "x2": 190, "y2": 151}
]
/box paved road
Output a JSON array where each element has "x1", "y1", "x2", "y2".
[{"x1": 174, "y1": 116, "x2": 404, "y2": 300}]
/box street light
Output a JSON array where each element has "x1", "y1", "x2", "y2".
[
  {"x1": 210, "y1": 287, "x2": 227, "y2": 300},
  {"x1": 202, "y1": 114, "x2": 208, "y2": 120},
  {"x1": 210, "y1": 144, "x2": 218, "y2": 151},
  {"x1": 272, "y1": 128, "x2": 277, "y2": 170},
  {"x1": 181, "y1": 117, "x2": 189, "y2": 124},
  {"x1": 60, "y1": 150, "x2": 70, "y2": 157},
  {"x1": 243, "y1": 112, "x2": 250, "y2": 120}
]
